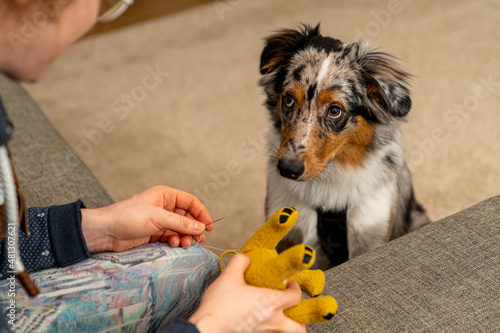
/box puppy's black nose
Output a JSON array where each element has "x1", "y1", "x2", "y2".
[{"x1": 277, "y1": 158, "x2": 305, "y2": 180}]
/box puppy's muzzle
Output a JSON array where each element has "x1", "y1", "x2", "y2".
[{"x1": 277, "y1": 158, "x2": 305, "y2": 180}]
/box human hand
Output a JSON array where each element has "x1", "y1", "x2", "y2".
[
  {"x1": 189, "y1": 254, "x2": 306, "y2": 333},
  {"x1": 81, "y1": 185, "x2": 213, "y2": 252}
]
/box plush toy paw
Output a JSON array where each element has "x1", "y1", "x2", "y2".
[
  {"x1": 291, "y1": 268, "x2": 325, "y2": 297},
  {"x1": 219, "y1": 207, "x2": 338, "y2": 325},
  {"x1": 284, "y1": 296, "x2": 338, "y2": 324}
]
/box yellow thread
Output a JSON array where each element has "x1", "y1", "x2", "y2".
[{"x1": 219, "y1": 250, "x2": 238, "y2": 272}]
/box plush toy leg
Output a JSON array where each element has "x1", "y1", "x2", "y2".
[
  {"x1": 284, "y1": 296, "x2": 338, "y2": 325},
  {"x1": 241, "y1": 207, "x2": 298, "y2": 251},
  {"x1": 252, "y1": 244, "x2": 315, "y2": 289},
  {"x1": 290, "y1": 269, "x2": 325, "y2": 297}
]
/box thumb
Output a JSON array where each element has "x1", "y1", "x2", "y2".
[
  {"x1": 223, "y1": 254, "x2": 251, "y2": 280},
  {"x1": 277, "y1": 280, "x2": 302, "y2": 309}
]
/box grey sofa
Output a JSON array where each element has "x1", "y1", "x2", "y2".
[
  {"x1": 312, "y1": 195, "x2": 500, "y2": 332},
  {"x1": 2, "y1": 73, "x2": 499, "y2": 332}
]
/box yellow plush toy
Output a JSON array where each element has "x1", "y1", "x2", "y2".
[{"x1": 219, "y1": 207, "x2": 338, "y2": 325}]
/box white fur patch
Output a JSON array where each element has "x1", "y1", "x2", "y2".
[
  {"x1": 346, "y1": 182, "x2": 396, "y2": 258},
  {"x1": 316, "y1": 55, "x2": 331, "y2": 86}
]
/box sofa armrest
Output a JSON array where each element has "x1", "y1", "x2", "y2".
[
  {"x1": 311, "y1": 195, "x2": 500, "y2": 332},
  {"x1": 0, "y1": 73, "x2": 113, "y2": 208}
]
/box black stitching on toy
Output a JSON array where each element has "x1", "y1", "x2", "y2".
[
  {"x1": 303, "y1": 253, "x2": 312, "y2": 264},
  {"x1": 323, "y1": 313, "x2": 335, "y2": 320}
]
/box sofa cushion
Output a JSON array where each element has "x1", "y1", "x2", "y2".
[
  {"x1": 0, "y1": 73, "x2": 113, "y2": 208},
  {"x1": 310, "y1": 195, "x2": 500, "y2": 332}
]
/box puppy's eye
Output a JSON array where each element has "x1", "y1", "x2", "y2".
[
  {"x1": 283, "y1": 95, "x2": 295, "y2": 108},
  {"x1": 327, "y1": 105, "x2": 343, "y2": 119}
]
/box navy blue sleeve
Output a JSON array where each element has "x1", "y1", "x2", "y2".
[
  {"x1": 0, "y1": 200, "x2": 90, "y2": 280},
  {"x1": 0, "y1": 96, "x2": 13, "y2": 145},
  {"x1": 159, "y1": 319, "x2": 200, "y2": 333},
  {"x1": 47, "y1": 200, "x2": 90, "y2": 267}
]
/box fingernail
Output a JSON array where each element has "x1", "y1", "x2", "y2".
[{"x1": 194, "y1": 222, "x2": 205, "y2": 232}]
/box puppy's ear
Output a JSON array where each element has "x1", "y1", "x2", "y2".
[
  {"x1": 260, "y1": 24, "x2": 321, "y2": 75},
  {"x1": 355, "y1": 40, "x2": 412, "y2": 122}
]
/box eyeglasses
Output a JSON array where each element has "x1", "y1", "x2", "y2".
[{"x1": 98, "y1": 0, "x2": 134, "y2": 23}]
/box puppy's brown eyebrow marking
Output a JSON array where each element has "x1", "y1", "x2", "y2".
[
  {"x1": 291, "y1": 87, "x2": 305, "y2": 108},
  {"x1": 317, "y1": 90, "x2": 343, "y2": 109}
]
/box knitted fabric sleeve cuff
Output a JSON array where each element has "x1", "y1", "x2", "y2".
[{"x1": 47, "y1": 199, "x2": 90, "y2": 267}]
